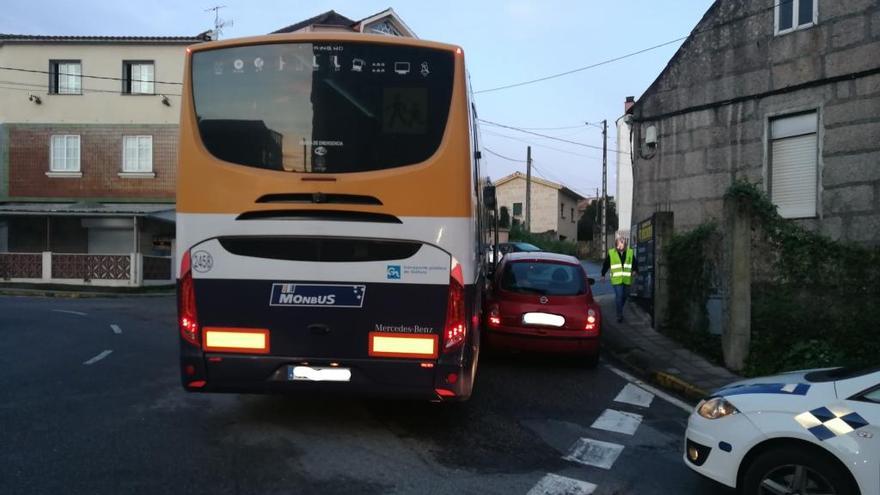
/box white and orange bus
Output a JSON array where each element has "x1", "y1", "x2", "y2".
[{"x1": 176, "y1": 33, "x2": 490, "y2": 401}]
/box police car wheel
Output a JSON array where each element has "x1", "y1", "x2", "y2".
[{"x1": 741, "y1": 446, "x2": 858, "y2": 495}]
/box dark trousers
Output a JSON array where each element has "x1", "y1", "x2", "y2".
[{"x1": 613, "y1": 284, "x2": 629, "y2": 319}]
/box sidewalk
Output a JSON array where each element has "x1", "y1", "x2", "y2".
[{"x1": 596, "y1": 293, "x2": 741, "y2": 401}]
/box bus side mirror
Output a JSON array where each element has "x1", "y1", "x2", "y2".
[{"x1": 483, "y1": 184, "x2": 496, "y2": 209}]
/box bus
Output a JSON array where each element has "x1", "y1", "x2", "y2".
[{"x1": 176, "y1": 33, "x2": 491, "y2": 401}]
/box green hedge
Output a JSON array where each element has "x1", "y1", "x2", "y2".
[
  {"x1": 509, "y1": 223, "x2": 578, "y2": 256},
  {"x1": 664, "y1": 181, "x2": 880, "y2": 376}
]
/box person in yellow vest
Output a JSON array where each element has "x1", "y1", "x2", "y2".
[{"x1": 600, "y1": 233, "x2": 638, "y2": 323}]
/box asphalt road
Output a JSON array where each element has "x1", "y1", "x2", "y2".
[{"x1": 0, "y1": 295, "x2": 730, "y2": 495}]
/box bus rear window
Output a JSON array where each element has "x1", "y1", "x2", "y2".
[{"x1": 191, "y1": 42, "x2": 455, "y2": 173}]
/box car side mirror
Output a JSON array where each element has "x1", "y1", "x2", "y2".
[{"x1": 587, "y1": 277, "x2": 596, "y2": 286}]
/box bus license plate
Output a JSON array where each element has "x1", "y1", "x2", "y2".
[{"x1": 288, "y1": 366, "x2": 352, "y2": 382}]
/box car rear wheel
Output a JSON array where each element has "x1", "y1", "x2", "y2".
[{"x1": 741, "y1": 446, "x2": 858, "y2": 495}]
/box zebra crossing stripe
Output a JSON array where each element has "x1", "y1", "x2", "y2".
[
  {"x1": 614, "y1": 383, "x2": 655, "y2": 408},
  {"x1": 563, "y1": 437, "x2": 625, "y2": 470},
  {"x1": 591, "y1": 408, "x2": 643, "y2": 436},
  {"x1": 527, "y1": 473, "x2": 597, "y2": 495}
]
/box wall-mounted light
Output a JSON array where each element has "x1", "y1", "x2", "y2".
[
  {"x1": 160, "y1": 95, "x2": 171, "y2": 107},
  {"x1": 28, "y1": 94, "x2": 42, "y2": 105}
]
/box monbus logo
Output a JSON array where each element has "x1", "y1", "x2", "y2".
[{"x1": 269, "y1": 283, "x2": 366, "y2": 308}]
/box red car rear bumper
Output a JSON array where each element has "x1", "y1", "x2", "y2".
[{"x1": 486, "y1": 326, "x2": 599, "y2": 355}]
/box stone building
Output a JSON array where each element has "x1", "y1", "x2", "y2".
[
  {"x1": 494, "y1": 172, "x2": 585, "y2": 241},
  {"x1": 0, "y1": 32, "x2": 208, "y2": 285},
  {"x1": 629, "y1": 0, "x2": 880, "y2": 245}
]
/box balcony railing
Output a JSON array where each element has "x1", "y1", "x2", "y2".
[{"x1": 0, "y1": 252, "x2": 173, "y2": 286}]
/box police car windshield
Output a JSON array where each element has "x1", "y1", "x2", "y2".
[{"x1": 804, "y1": 365, "x2": 880, "y2": 383}]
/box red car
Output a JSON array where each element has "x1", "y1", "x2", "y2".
[{"x1": 484, "y1": 252, "x2": 601, "y2": 366}]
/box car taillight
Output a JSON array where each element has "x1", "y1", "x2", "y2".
[
  {"x1": 584, "y1": 307, "x2": 599, "y2": 335},
  {"x1": 488, "y1": 304, "x2": 501, "y2": 328},
  {"x1": 443, "y1": 259, "x2": 467, "y2": 352},
  {"x1": 178, "y1": 250, "x2": 199, "y2": 347}
]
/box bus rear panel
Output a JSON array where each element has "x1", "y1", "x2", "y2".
[{"x1": 177, "y1": 34, "x2": 482, "y2": 401}]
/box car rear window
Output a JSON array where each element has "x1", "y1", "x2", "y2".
[{"x1": 500, "y1": 261, "x2": 586, "y2": 296}]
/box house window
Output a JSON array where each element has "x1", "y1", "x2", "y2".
[
  {"x1": 560, "y1": 203, "x2": 565, "y2": 219},
  {"x1": 571, "y1": 207, "x2": 575, "y2": 223},
  {"x1": 769, "y1": 111, "x2": 819, "y2": 219},
  {"x1": 368, "y1": 20, "x2": 402, "y2": 36},
  {"x1": 50, "y1": 135, "x2": 81, "y2": 172},
  {"x1": 49, "y1": 61, "x2": 81, "y2": 94},
  {"x1": 123, "y1": 136, "x2": 153, "y2": 173},
  {"x1": 513, "y1": 202, "x2": 523, "y2": 217},
  {"x1": 123, "y1": 61, "x2": 154, "y2": 94},
  {"x1": 776, "y1": 0, "x2": 816, "y2": 35}
]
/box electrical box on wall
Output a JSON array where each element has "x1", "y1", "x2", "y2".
[{"x1": 644, "y1": 125, "x2": 658, "y2": 146}]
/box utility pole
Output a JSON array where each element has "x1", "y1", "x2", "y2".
[
  {"x1": 601, "y1": 119, "x2": 608, "y2": 250},
  {"x1": 206, "y1": 5, "x2": 233, "y2": 40},
  {"x1": 525, "y1": 146, "x2": 532, "y2": 233}
]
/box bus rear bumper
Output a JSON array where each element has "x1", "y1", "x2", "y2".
[{"x1": 180, "y1": 353, "x2": 469, "y2": 401}]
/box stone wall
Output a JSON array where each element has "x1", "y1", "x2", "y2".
[{"x1": 631, "y1": 0, "x2": 880, "y2": 244}]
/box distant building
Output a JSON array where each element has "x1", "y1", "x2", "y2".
[
  {"x1": 272, "y1": 8, "x2": 417, "y2": 38},
  {"x1": 629, "y1": 0, "x2": 880, "y2": 245},
  {"x1": 0, "y1": 32, "x2": 209, "y2": 285},
  {"x1": 494, "y1": 172, "x2": 585, "y2": 241}
]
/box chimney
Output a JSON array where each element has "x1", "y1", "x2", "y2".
[{"x1": 624, "y1": 96, "x2": 635, "y2": 113}]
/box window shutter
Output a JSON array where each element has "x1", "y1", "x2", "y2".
[
  {"x1": 142, "y1": 64, "x2": 154, "y2": 94},
  {"x1": 771, "y1": 134, "x2": 817, "y2": 218},
  {"x1": 131, "y1": 64, "x2": 141, "y2": 94}
]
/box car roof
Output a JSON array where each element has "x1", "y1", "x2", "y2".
[{"x1": 503, "y1": 251, "x2": 580, "y2": 265}]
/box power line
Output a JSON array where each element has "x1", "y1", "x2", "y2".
[
  {"x1": 0, "y1": 66, "x2": 183, "y2": 85},
  {"x1": 475, "y1": 37, "x2": 686, "y2": 95},
  {"x1": 482, "y1": 129, "x2": 600, "y2": 159},
  {"x1": 481, "y1": 119, "x2": 626, "y2": 154},
  {"x1": 473, "y1": 0, "x2": 796, "y2": 94},
  {"x1": 0, "y1": 78, "x2": 182, "y2": 96},
  {"x1": 483, "y1": 146, "x2": 525, "y2": 162}
]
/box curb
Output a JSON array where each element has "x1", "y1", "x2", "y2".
[
  {"x1": 604, "y1": 345, "x2": 707, "y2": 403},
  {"x1": 0, "y1": 288, "x2": 174, "y2": 298},
  {"x1": 652, "y1": 371, "x2": 709, "y2": 401}
]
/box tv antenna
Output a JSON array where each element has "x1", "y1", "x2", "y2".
[{"x1": 206, "y1": 5, "x2": 233, "y2": 39}]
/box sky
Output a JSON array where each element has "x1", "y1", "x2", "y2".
[{"x1": 0, "y1": 0, "x2": 715, "y2": 199}]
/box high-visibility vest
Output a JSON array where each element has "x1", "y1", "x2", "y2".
[{"x1": 608, "y1": 248, "x2": 634, "y2": 286}]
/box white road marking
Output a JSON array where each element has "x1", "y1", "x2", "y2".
[
  {"x1": 563, "y1": 437, "x2": 624, "y2": 470},
  {"x1": 605, "y1": 364, "x2": 694, "y2": 413},
  {"x1": 614, "y1": 383, "x2": 655, "y2": 408},
  {"x1": 591, "y1": 409, "x2": 643, "y2": 436},
  {"x1": 110, "y1": 324, "x2": 122, "y2": 335},
  {"x1": 527, "y1": 473, "x2": 597, "y2": 495},
  {"x1": 83, "y1": 350, "x2": 113, "y2": 365},
  {"x1": 51, "y1": 309, "x2": 87, "y2": 316}
]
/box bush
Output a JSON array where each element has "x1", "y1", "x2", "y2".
[{"x1": 509, "y1": 223, "x2": 578, "y2": 256}]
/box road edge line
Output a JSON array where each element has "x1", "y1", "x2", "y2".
[{"x1": 605, "y1": 364, "x2": 694, "y2": 414}]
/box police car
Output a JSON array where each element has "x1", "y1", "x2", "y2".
[{"x1": 684, "y1": 366, "x2": 879, "y2": 495}]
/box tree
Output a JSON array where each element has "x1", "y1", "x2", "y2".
[
  {"x1": 499, "y1": 206, "x2": 510, "y2": 228},
  {"x1": 577, "y1": 199, "x2": 619, "y2": 241}
]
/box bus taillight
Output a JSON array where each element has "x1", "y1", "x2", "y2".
[
  {"x1": 178, "y1": 250, "x2": 200, "y2": 347},
  {"x1": 443, "y1": 259, "x2": 467, "y2": 352}
]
